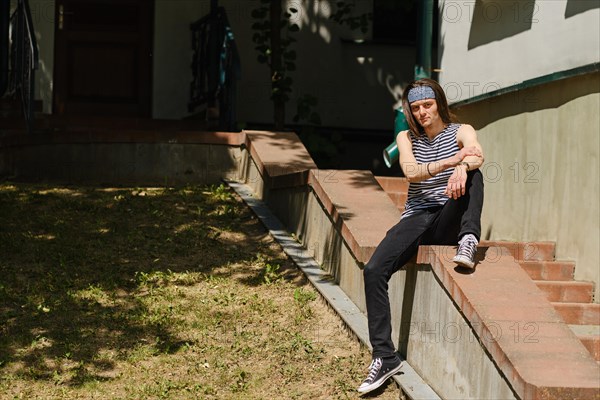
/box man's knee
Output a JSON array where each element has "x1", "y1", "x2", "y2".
[
  {"x1": 363, "y1": 261, "x2": 384, "y2": 284},
  {"x1": 468, "y1": 169, "x2": 484, "y2": 186}
]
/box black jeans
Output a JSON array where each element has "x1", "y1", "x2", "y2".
[{"x1": 363, "y1": 169, "x2": 484, "y2": 358}]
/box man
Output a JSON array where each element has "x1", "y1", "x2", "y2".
[{"x1": 358, "y1": 78, "x2": 484, "y2": 394}]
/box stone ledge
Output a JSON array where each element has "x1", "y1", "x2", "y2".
[
  {"x1": 0, "y1": 130, "x2": 246, "y2": 147},
  {"x1": 374, "y1": 176, "x2": 409, "y2": 193},
  {"x1": 244, "y1": 130, "x2": 317, "y2": 189},
  {"x1": 417, "y1": 245, "x2": 600, "y2": 399},
  {"x1": 308, "y1": 169, "x2": 401, "y2": 263}
]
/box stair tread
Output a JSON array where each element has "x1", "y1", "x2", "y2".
[
  {"x1": 536, "y1": 281, "x2": 594, "y2": 303},
  {"x1": 552, "y1": 302, "x2": 600, "y2": 325},
  {"x1": 553, "y1": 302, "x2": 600, "y2": 307},
  {"x1": 521, "y1": 261, "x2": 575, "y2": 281},
  {"x1": 569, "y1": 325, "x2": 600, "y2": 336},
  {"x1": 479, "y1": 240, "x2": 556, "y2": 261},
  {"x1": 417, "y1": 245, "x2": 600, "y2": 397},
  {"x1": 521, "y1": 260, "x2": 576, "y2": 265},
  {"x1": 535, "y1": 280, "x2": 594, "y2": 285}
]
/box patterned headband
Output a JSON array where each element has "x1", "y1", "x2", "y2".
[{"x1": 407, "y1": 86, "x2": 436, "y2": 103}]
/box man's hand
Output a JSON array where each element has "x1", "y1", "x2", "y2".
[{"x1": 444, "y1": 165, "x2": 468, "y2": 199}]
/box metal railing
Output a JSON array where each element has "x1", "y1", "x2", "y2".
[
  {"x1": 8, "y1": 0, "x2": 38, "y2": 133},
  {"x1": 189, "y1": 6, "x2": 240, "y2": 131},
  {"x1": 1, "y1": 0, "x2": 9, "y2": 97}
]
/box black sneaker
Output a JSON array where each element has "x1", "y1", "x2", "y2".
[
  {"x1": 357, "y1": 356, "x2": 403, "y2": 394},
  {"x1": 453, "y1": 234, "x2": 478, "y2": 269}
]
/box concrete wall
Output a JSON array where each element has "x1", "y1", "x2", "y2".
[
  {"x1": 438, "y1": 0, "x2": 600, "y2": 102},
  {"x1": 27, "y1": 0, "x2": 414, "y2": 130},
  {"x1": 438, "y1": 0, "x2": 600, "y2": 301},
  {"x1": 1, "y1": 142, "x2": 244, "y2": 186},
  {"x1": 454, "y1": 72, "x2": 600, "y2": 302},
  {"x1": 408, "y1": 267, "x2": 517, "y2": 399}
]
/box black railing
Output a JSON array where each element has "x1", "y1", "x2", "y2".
[
  {"x1": 8, "y1": 0, "x2": 38, "y2": 133},
  {"x1": 1, "y1": 0, "x2": 10, "y2": 97},
  {"x1": 189, "y1": 6, "x2": 240, "y2": 131}
]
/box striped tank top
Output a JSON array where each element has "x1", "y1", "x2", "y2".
[{"x1": 402, "y1": 123, "x2": 461, "y2": 219}]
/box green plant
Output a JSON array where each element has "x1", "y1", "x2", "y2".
[
  {"x1": 293, "y1": 287, "x2": 316, "y2": 307},
  {"x1": 251, "y1": 0, "x2": 300, "y2": 129},
  {"x1": 261, "y1": 263, "x2": 282, "y2": 284},
  {"x1": 293, "y1": 94, "x2": 321, "y2": 126},
  {"x1": 330, "y1": 1, "x2": 373, "y2": 33}
]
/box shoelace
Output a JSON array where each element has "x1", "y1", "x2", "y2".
[
  {"x1": 364, "y1": 358, "x2": 383, "y2": 383},
  {"x1": 457, "y1": 236, "x2": 477, "y2": 259}
]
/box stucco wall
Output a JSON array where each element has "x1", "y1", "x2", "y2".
[
  {"x1": 438, "y1": 0, "x2": 600, "y2": 102},
  {"x1": 454, "y1": 72, "x2": 600, "y2": 302}
]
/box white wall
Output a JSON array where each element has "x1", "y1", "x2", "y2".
[
  {"x1": 438, "y1": 0, "x2": 600, "y2": 103},
  {"x1": 153, "y1": 0, "x2": 414, "y2": 129},
  {"x1": 233, "y1": 0, "x2": 414, "y2": 130},
  {"x1": 28, "y1": 0, "x2": 55, "y2": 114},
  {"x1": 152, "y1": 0, "x2": 210, "y2": 119}
]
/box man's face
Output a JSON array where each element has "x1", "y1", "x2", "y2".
[{"x1": 410, "y1": 98, "x2": 439, "y2": 129}]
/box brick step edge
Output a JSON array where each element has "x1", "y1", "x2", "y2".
[
  {"x1": 374, "y1": 176, "x2": 409, "y2": 193},
  {"x1": 535, "y1": 281, "x2": 594, "y2": 303},
  {"x1": 578, "y1": 335, "x2": 600, "y2": 362},
  {"x1": 479, "y1": 240, "x2": 555, "y2": 261},
  {"x1": 520, "y1": 261, "x2": 576, "y2": 281},
  {"x1": 385, "y1": 192, "x2": 407, "y2": 212},
  {"x1": 553, "y1": 302, "x2": 600, "y2": 325}
]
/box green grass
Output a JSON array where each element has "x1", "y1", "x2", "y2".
[{"x1": 0, "y1": 182, "x2": 399, "y2": 399}]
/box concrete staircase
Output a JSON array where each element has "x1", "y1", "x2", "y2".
[{"x1": 375, "y1": 175, "x2": 600, "y2": 364}]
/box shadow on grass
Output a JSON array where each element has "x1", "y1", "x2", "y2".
[{"x1": 0, "y1": 183, "x2": 292, "y2": 386}]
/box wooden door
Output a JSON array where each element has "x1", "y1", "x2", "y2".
[{"x1": 53, "y1": 0, "x2": 153, "y2": 117}]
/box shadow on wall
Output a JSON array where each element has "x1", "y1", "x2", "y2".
[
  {"x1": 452, "y1": 71, "x2": 600, "y2": 131},
  {"x1": 467, "y1": 0, "x2": 535, "y2": 50},
  {"x1": 565, "y1": 0, "x2": 600, "y2": 18}
]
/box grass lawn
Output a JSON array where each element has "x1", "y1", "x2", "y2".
[{"x1": 0, "y1": 183, "x2": 399, "y2": 399}]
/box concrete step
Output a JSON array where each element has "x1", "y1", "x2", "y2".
[
  {"x1": 308, "y1": 170, "x2": 402, "y2": 264},
  {"x1": 579, "y1": 335, "x2": 600, "y2": 362},
  {"x1": 480, "y1": 240, "x2": 555, "y2": 261},
  {"x1": 535, "y1": 281, "x2": 594, "y2": 303},
  {"x1": 519, "y1": 260, "x2": 575, "y2": 281},
  {"x1": 569, "y1": 325, "x2": 600, "y2": 362},
  {"x1": 386, "y1": 192, "x2": 407, "y2": 211},
  {"x1": 553, "y1": 302, "x2": 600, "y2": 325},
  {"x1": 374, "y1": 176, "x2": 408, "y2": 210},
  {"x1": 374, "y1": 176, "x2": 409, "y2": 193},
  {"x1": 418, "y1": 245, "x2": 600, "y2": 399}
]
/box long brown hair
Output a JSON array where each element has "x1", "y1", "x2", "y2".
[{"x1": 401, "y1": 78, "x2": 458, "y2": 136}]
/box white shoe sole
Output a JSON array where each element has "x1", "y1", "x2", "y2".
[
  {"x1": 453, "y1": 255, "x2": 475, "y2": 269},
  {"x1": 357, "y1": 361, "x2": 403, "y2": 394}
]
